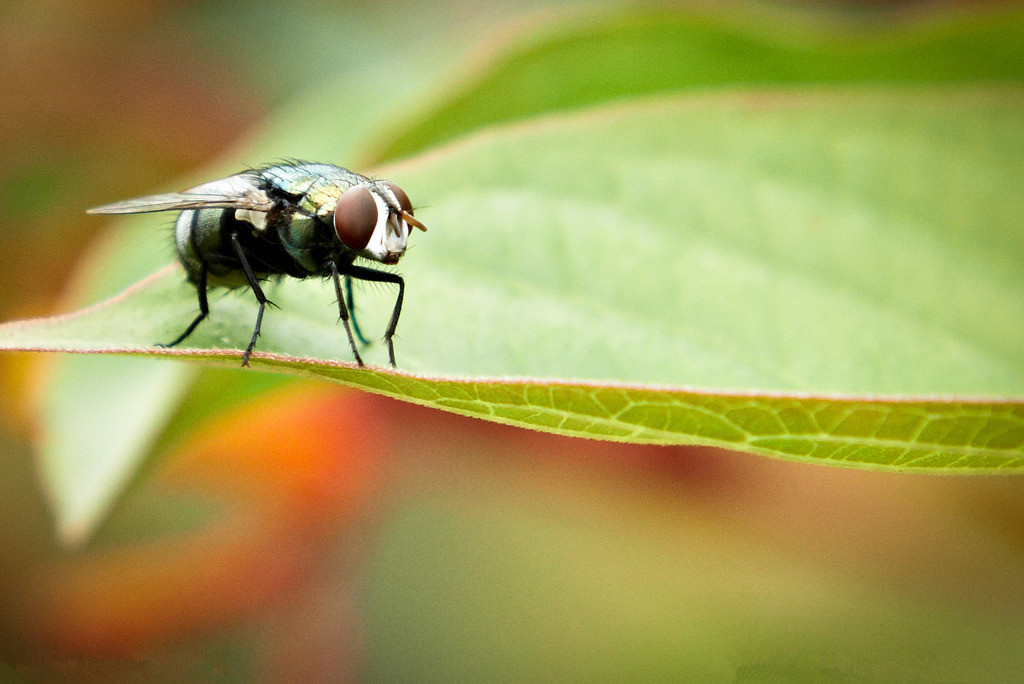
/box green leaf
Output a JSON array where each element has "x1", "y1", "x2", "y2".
[
  {"x1": 21, "y1": 4, "x2": 1024, "y2": 542},
  {"x1": 4, "y1": 88, "x2": 1022, "y2": 472},
  {"x1": 375, "y1": 5, "x2": 1024, "y2": 161}
]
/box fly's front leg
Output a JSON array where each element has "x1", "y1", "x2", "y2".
[
  {"x1": 161, "y1": 262, "x2": 209, "y2": 348},
  {"x1": 330, "y1": 262, "x2": 365, "y2": 366},
  {"x1": 230, "y1": 233, "x2": 269, "y2": 367},
  {"x1": 342, "y1": 264, "x2": 405, "y2": 367}
]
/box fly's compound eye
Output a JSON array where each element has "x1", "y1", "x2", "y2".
[
  {"x1": 334, "y1": 185, "x2": 378, "y2": 250},
  {"x1": 383, "y1": 181, "x2": 413, "y2": 215}
]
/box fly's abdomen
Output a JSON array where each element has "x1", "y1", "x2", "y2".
[{"x1": 175, "y1": 208, "x2": 238, "y2": 282}]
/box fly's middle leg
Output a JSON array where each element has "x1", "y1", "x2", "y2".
[
  {"x1": 231, "y1": 233, "x2": 270, "y2": 367},
  {"x1": 344, "y1": 275, "x2": 371, "y2": 346}
]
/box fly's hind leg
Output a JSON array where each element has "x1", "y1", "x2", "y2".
[
  {"x1": 161, "y1": 262, "x2": 209, "y2": 348},
  {"x1": 231, "y1": 233, "x2": 270, "y2": 367}
]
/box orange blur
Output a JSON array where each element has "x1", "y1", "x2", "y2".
[{"x1": 27, "y1": 384, "x2": 381, "y2": 662}]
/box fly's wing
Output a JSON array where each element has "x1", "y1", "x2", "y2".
[
  {"x1": 87, "y1": 172, "x2": 275, "y2": 215},
  {"x1": 86, "y1": 193, "x2": 273, "y2": 215}
]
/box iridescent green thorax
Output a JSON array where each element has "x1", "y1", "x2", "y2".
[
  {"x1": 254, "y1": 164, "x2": 367, "y2": 273},
  {"x1": 261, "y1": 163, "x2": 354, "y2": 216}
]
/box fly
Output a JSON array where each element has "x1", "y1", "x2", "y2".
[{"x1": 88, "y1": 162, "x2": 426, "y2": 367}]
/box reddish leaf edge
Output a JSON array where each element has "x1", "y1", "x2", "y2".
[
  {"x1": 0, "y1": 343, "x2": 1020, "y2": 407},
  {"x1": 2, "y1": 267, "x2": 1022, "y2": 472},
  {"x1": 0, "y1": 265, "x2": 1018, "y2": 405}
]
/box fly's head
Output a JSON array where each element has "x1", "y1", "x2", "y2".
[{"x1": 333, "y1": 180, "x2": 426, "y2": 265}]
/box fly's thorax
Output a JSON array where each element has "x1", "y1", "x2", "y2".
[
  {"x1": 260, "y1": 164, "x2": 360, "y2": 205},
  {"x1": 277, "y1": 211, "x2": 332, "y2": 273}
]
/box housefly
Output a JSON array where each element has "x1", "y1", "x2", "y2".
[{"x1": 88, "y1": 162, "x2": 426, "y2": 367}]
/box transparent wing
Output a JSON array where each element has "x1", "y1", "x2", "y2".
[
  {"x1": 87, "y1": 172, "x2": 275, "y2": 215},
  {"x1": 87, "y1": 193, "x2": 276, "y2": 215}
]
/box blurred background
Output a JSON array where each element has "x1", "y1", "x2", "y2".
[{"x1": 2, "y1": 0, "x2": 1024, "y2": 681}]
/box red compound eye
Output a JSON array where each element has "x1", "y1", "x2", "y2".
[{"x1": 334, "y1": 186, "x2": 377, "y2": 250}]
